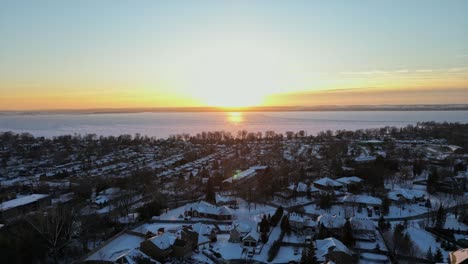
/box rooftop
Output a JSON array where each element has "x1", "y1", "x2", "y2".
[{"x1": 0, "y1": 194, "x2": 49, "y2": 211}]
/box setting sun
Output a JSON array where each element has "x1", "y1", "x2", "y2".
[{"x1": 164, "y1": 32, "x2": 305, "y2": 108}]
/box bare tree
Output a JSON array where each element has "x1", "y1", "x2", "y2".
[{"x1": 27, "y1": 204, "x2": 78, "y2": 264}]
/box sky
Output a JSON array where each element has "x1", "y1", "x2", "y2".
[{"x1": 1, "y1": 0, "x2": 468, "y2": 110}]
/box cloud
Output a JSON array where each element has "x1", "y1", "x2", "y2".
[
  {"x1": 447, "y1": 67, "x2": 468, "y2": 72},
  {"x1": 340, "y1": 66, "x2": 468, "y2": 75},
  {"x1": 266, "y1": 87, "x2": 468, "y2": 106}
]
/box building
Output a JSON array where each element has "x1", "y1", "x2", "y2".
[
  {"x1": 314, "y1": 178, "x2": 343, "y2": 191},
  {"x1": 287, "y1": 182, "x2": 320, "y2": 197},
  {"x1": 215, "y1": 194, "x2": 237, "y2": 207},
  {"x1": 140, "y1": 232, "x2": 191, "y2": 261},
  {"x1": 317, "y1": 214, "x2": 346, "y2": 232},
  {"x1": 242, "y1": 230, "x2": 260, "y2": 248},
  {"x1": 184, "y1": 201, "x2": 233, "y2": 220},
  {"x1": 81, "y1": 231, "x2": 157, "y2": 264},
  {"x1": 229, "y1": 221, "x2": 252, "y2": 243},
  {"x1": 349, "y1": 218, "x2": 376, "y2": 241},
  {"x1": 0, "y1": 194, "x2": 51, "y2": 219},
  {"x1": 342, "y1": 194, "x2": 382, "y2": 208},
  {"x1": 449, "y1": 248, "x2": 468, "y2": 264},
  {"x1": 222, "y1": 166, "x2": 268, "y2": 185},
  {"x1": 289, "y1": 212, "x2": 317, "y2": 231},
  {"x1": 189, "y1": 223, "x2": 216, "y2": 249},
  {"x1": 316, "y1": 237, "x2": 353, "y2": 264},
  {"x1": 335, "y1": 176, "x2": 363, "y2": 191},
  {"x1": 387, "y1": 189, "x2": 426, "y2": 204}
]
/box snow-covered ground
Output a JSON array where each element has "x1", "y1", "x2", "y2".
[
  {"x1": 272, "y1": 246, "x2": 302, "y2": 263},
  {"x1": 405, "y1": 222, "x2": 449, "y2": 260}
]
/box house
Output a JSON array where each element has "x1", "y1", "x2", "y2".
[
  {"x1": 0, "y1": 194, "x2": 51, "y2": 219},
  {"x1": 335, "y1": 176, "x2": 363, "y2": 191},
  {"x1": 387, "y1": 189, "x2": 426, "y2": 204},
  {"x1": 342, "y1": 194, "x2": 382, "y2": 208},
  {"x1": 140, "y1": 232, "x2": 191, "y2": 261},
  {"x1": 215, "y1": 194, "x2": 237, "y2": 207},
  {"x1": 222, "y1": 166, "x2": 268, "y2": 185},
  {"x1": 289, "y1": 212, "x2": 317, "y2": 231},
  {"x1": 314, "y1": 178, "x2": 343, "y2": 191},
  {"x1": 140, "y1": 233, "x2": 176, "y2": 261},
  {"x1": 287, "y1": 182, "x2": 320, "y2": 197},
  {"x1": 184, "y1": 201, "x2": 233, "y2": 220},
  {"x1": 449, "y1": 248, "x2": 468, "y2": 264},
  {"x1": 229, "y1": 221, "x2": 252, "y2": 243},
  {"x1": 354, "y1": 155, "x2": 377, "y2": 164},
  {"x1": 180, "y1": 228, "x2": 199, "y2": 250},
  {"x1": 317, "y1": 214, "x2": 345, "y2": 232},
  {"x1": 82, "y1": 231, "x2": 154, "y2": 264},
  {"x1": 190, "y1": 223, "x2": 216, "y2": 249},
  {"x1": 289, "y1": 212, "x2": 305, "y2": 230},
  {"x1": 93, "y1": 187, "x2": 120, "y2": 205},
  {"x1": 316, "y1": 237, "x2": 353, "y2": 264},
  {"x1": 349, "y1": 218, "x2": 376, "y2": 241},
  {"x1": 242, "y1": 230, "x2": 260, "y2": 248}
]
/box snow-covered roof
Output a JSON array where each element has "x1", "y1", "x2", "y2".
[
  {"x1": 359, "y1": 140, "x2": 384, "y2": 144},
  {"x1": 387, "y1": 189, "x2": 426, "y2": 201},
  {"x1": 289, "y1": 212, "x2": 304, "y2": 223},
  {"x1": 148, "y1": 232, "x2": 177, "y2": 250},
  {"x1": 314, "y1": 177, "x2": 343, "y2": 187},
  {"x1": 296, "y1": 182, "x2": 308, "y2": 192},
  {"x1": 355, "y1": 155, "x2": 376, "y2": 162},
  {"x1": 184, "y1": 201, "x2": 233, "y2": 216},
  {"x1": 223, "y1": 166, "x2": 267, "y2": 183},
  {"x1": 191, "y1": 223, "x2": 213, "y2": 236},
  {"x1": 0, "y1": 194, "x2": 49, "y2": 211},
  {"x1": 350, "y1": 218, "x2": 376, "y2": 231},
  {"x1": 232, "y1": 221, "x2": 252, "y2": 234},
  {"x1": 118, "y1": 249, "x2": 159, "y2": 264},
  {"x1": 336, "y1": 176, "x2": 363, "y2": 185},
  {"x1": 86, "y1": 232, "x2": 145, "y2": 262},
  {"x1": 215, "y1": 194, "x2": 236, "y2": 204},
  {"x1": 288, "y1": 182, "x2": 319, "y2": 193},
  {"x1": 316, "y1": 237, "x2": 352, "y2": 259},
  {"x1": 317, "y1": 214, "x2": 345, "y2": 228},
  {"x1": 243, "y1": 230, "x2": 260, "y2": 242},
  {"x1": 342, "y1": 194, "x2": 382, "y2": 206}
]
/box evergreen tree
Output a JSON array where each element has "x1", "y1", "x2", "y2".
[
  {"x1": 381, "y1": 197, "x2": 390, "y2": 215},
  {"x1": 205, "y1": 178, "x2": 215, "y2": 203},
  {"x1": 280, "y1": 215, "x2": 291, "y2": 234},
  {"x1": 306, "y1": 183, "x2": 312, "y2": 199},
  {"x1": 378, "y1": 215, "x2": 388, "y2": 231},
  {"x1": 316, "y1": 223, "x2": 329, "y2": 239},
  {"x1": 434, "y1": 248, "x2": 443, "y2": 262},
  {"x1": 425, "y1": 246, "x2": 433, "y2": 261},
  {"x1": 301, "y1": 241, "x2": 317, "y2": 264},
  {"x1": 260, "y1": 215, "x2": 270, "y2": 233},
  {"x1": 427, "y1": 167, "x2": 439, "y2": 194},
  {"x1": 435, "y1": 205, "x2": 446, "y2": 229},
  {"x1": 393, "y1": 224, "x2": 405, "y2": 254},
  {"x1": 342, "y1": 219, "x2": 355, "y2": 247},
  {"x1": 270, "y1": 206, "x2": 284, "y2": 226}
]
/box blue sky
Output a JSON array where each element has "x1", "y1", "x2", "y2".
[{"x1": 1, "y1": 0, "x2": 468, "y2": 109}]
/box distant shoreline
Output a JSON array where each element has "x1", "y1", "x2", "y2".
[{"x1": 1, "y1": 104, "x2": 468, "y2": 115}]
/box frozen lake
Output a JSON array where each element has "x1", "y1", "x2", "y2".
[{"x1": 0, "y1": 111, "x2": 467, "y2": 138}]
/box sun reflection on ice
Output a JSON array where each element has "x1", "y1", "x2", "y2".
[{"x1": 227, "y1": 112, "x2": 243, "y2": 124}]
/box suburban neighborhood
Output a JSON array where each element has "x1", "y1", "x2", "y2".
[{"x1": 1, "y1": 122, "x2": 468, "y2": 263}]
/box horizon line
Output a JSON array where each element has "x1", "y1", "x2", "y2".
[{"x1": 2, "y1": 104, "x2": 468, "y2": 114}]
